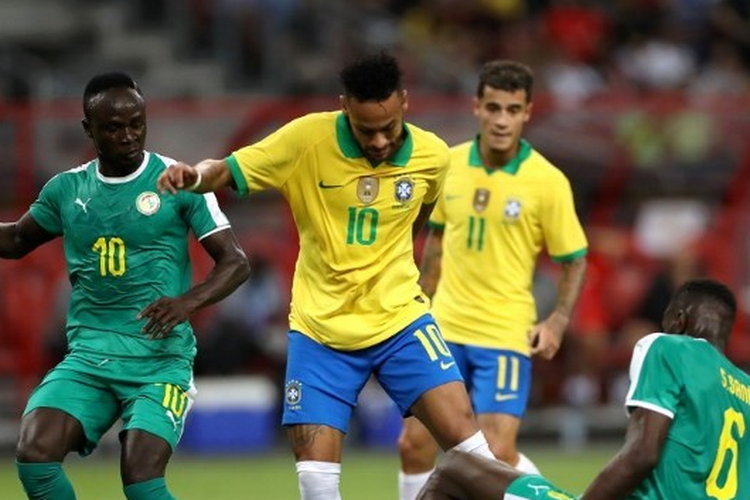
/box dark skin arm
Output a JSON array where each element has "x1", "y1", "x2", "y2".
[
  {"x1": 418, "y1": 226, "x2": 444, "y2": 298},
  {"x1": 138, "y1": 228, "x2": 250, "y2": 338},
  {"x1": 579, "y1": 407, "x2": 672, "y2": 500},
  {"x1": 0, "y1": 212, "x2": 56, "y2": 259},
  {"x1": 413, "y1": 202, "x2": 436, "y2": 240},
  {"x1": 416, "y1": 449, "x2": 522, "y2": 500},
  {"x1": 530, "y1": 256, "x2": 587, "y2": 359}
]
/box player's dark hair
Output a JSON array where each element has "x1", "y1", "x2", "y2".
[
  {"x1": 340, "y1": 51, "x2": 403, "y2": 101},
  {"x1": 673, "y1": 278, "x2": 737, "y2": 346},
  {"x1": 83, "y1": 72, "x2": 141, "y2": 118},
  {"x1": 477, "y1": 60, "x2": 534, "y2": 101},
  {"x1": 674, "y1": 279, "x2": 737, "y2": 320}
]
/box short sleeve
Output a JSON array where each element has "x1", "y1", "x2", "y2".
[
  {"x1": 227, "y1": 117, "x2": 308, "y2": 196},
  {"x1": 625, "y1": 333, "x2": 682, "y2": 419},
  {"x1": 29, "y1": 174, "x2": 65, "y2": 235},
  {"x1": 181, "y1": 191, "x2": 230, "y2": 240},
  {"x1": 541, "y1": 173, "x2": 587, "y2": 262}
]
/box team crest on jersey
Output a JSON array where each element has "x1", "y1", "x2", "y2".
[
  {"x1": 136, "y1": 192, "x2": 161, "y2": 216},
  {"x1": 503, "y1": 198, "x2": 522, "y2": 222},
  {"x1": 357, "y1": 177, "x2": 379, "y2": 205},
  {"x1": 394, "y1": 177, "x2": 414, "y2": 204},
  {"x1": 473, "y1": 188, "x2": 491, "y2": 212},
  {"x1": 285, "y1": 380, "x2": 302, "y2": 408}
]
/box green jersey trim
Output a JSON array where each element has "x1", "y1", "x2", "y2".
[
  {"x1": 226, "y1": 155, "x2": 248, "y2": 196},
  {"x1": 469, "y1": 137, "x2": 532, "y2": 175},
  {"x1": 334, "y1": 113, "x2": 413, "y2": 167},
  {"x1": 427, "y1": 221, "x2": 445, "y2": 230},
  {"x1": 550, "y1": 247, "x2": 588, "y2": 263}
]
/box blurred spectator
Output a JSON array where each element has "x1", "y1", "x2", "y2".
[{"x1": 196, "y1": 254, "x2": 288, "y2": 382}]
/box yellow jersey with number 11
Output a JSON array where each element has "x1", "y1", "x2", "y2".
[
  {"x1": 227, "y1": 111, "x2": 449, "y2": 350},
  {"x1": 430, "y1": 138, "x2": 587, "y2": 355}
]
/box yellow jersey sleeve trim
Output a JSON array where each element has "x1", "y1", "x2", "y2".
[
  {"x1": 225, "y1": 154, "x2": 249, "y2": 196},
  {"x1": 551, "y1": 247, "x2": 588, "y2": 263}
]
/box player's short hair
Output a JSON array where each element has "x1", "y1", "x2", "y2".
[
  {"x1": 83, "y1": 72, "x2": 142, "y2": 118},
  {"x1": 674, "y1": 278, "x2": 737, "y2": 326},
  {"x1": 340, "y1": 51, "x2": 403, "y2": 102},
  {"x1": 477, "y1": 60, "x2": 534, "y2": 101}
]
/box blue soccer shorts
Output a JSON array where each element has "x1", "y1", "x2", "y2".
[
  {"x1": 282, "y1": 313, "x2": 464, "y2": 433},
  {"x1": 448, "y1": 342, "x2": 532, "y2": 417}
]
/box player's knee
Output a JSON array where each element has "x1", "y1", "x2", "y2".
[
  {"x1": 15, "y1": 434, "x2": 60, "y2": 463},
  {"x1": 398, "y1": 430, "x2": 438, "y2": 469},
  {"x1": 121, "y1": 453, "x2": 167, "y2": 486}
]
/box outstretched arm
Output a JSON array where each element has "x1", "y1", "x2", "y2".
[
  {"x1": 579, "y1": 407, "x2": 671, "y2": 500},
  {"x1": 530, "y1": 256, "x2": 587, "y2": 359},
  {"x1": 138, "y1": 228, "x2": 251, "y2": 338},
  {"x1": 417, "y1": 450, "x2": 522, "y2": 500},
  {"x1": 157, "y1": 158, "x2": 236, "y2": 195},
  {"x1": 0, "y1": 212, "x2": 56, "y2": 259}
]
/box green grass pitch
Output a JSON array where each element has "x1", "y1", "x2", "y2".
[{"x1": 1, "y1": 444, "x2": 618, "y2": 499}]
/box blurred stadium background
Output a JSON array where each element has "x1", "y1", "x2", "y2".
[{"x1": 1, "y1": 0, "x2": 749, "y2": 498}]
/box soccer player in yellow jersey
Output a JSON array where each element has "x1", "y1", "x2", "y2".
[
  {"x1": 157, "y1": 52, "x2": 495, "y2": 500},
  {"x1": 397, "y1": 60, "x2": 588, "y2": 500}
]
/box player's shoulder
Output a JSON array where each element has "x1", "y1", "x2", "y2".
[
  {"x1": 632, "y1": 332, "x2": 711, "y2": 365},
  {"x1": 289, "y1": 111, "x2": 338, "y2": 136},
  {"x1": 449, "y1": 140, "x2": 473, "y2": 158},
  {"x1": 42, "y1": 160, "x2": 95, "y2": 189},
  {"x1": 406, "y1": 121, "x2": 449, "y2": 156},
  {"x1": 523, "y1": 146, "x2": 570, "y2": 183},
  {"x1": 149, "y1": 151, "x2": 178, "y2": 169}
]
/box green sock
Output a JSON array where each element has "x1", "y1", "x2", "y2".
[
  {"x1": 16, "y1": 461, "x2": 76, "y2": 500},
  {"x1": 124, "y1": 477, "x2": 176, "y2": 500}
]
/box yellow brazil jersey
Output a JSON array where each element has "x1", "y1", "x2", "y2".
[
  {"x1": 430, "y1": 137, "x2": 587, "y2": 355},
  {"x1": 227, "y1": 111, "x2": 449, "y2": 350}
]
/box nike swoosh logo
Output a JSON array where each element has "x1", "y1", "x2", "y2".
[
  {"x1": 440, "y1": 361, "x2": 456, "y2": 371},
  {"x1": 495, "y1": 393, "x2": 518, "y2": 402},
  {"x1": 319, "y1": 180, "x2": 344, "y2": 189},
  {"x1": 445, "y1": 195, "x2": 462, "y2": 201}
]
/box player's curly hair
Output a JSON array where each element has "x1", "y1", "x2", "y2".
[
  {"x1": 340, "y1": 51, "x2": 403, "y2": 101},
  {"x1": 477, "y1": 60, "x2": 534, "y2": 101},
  {"x1": 83, "y1": 72, "x2": 142, "y2": 118}
]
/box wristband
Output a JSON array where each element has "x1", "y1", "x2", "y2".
[{"x1": 186, "y1": 170, "x2": 203, "y2": 192}]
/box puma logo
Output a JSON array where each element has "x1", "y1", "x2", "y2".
[{"x1": 75, "y1": 197, "x2": 91, "y2": 213}]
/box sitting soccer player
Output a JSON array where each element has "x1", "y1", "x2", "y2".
[{"x1": 418, "y1": 278, "x2": 750, "y2": 500}]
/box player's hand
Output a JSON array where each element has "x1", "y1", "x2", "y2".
[
  {"x1": 529, "y1": 311, "x2": 569, "y2": 360},
  {"x1": 157, "y1": 162, "x2": 199, "y2": 195},
  {"x1": 138, "y1": 296, "x2": 194, "y2": 339}
]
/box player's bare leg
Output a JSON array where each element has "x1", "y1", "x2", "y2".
[
  {"x1": 288, "y1": 424, "x2": 345, "y2": 500},
  {"x1": 16, "y1": 408, "x2": 85, "y2": 500},
  {"x1": 398, "y1": 417, "x2": 441, "y2": 500}
]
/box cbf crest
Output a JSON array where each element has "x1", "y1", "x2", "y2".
[
  {"x1": 357, "y1": 177, "x2": 379, "y2": 205},
  {"x1": 473, "y1": 188, "x2": 491, "y2": 213},
  {"x1": 285, "y1": 379, "x2": 302, "y2": 409},
  {"x1": 394, "y1": 177, "x2": 414, "y2": 204},
  {"x1": 503, "y1": 198, "x2": 522, "y2": 222},
  {"x1": 136, "y1": 192, "x2": 161, "y2": 216}
]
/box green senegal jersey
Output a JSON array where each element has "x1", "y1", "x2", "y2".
[
  {"x1": 227, "y1": 111, "x2": 448, "y2": 350},
  {"x1": 29, "y1": 152, "x2": 230, "y2": 362},
  {"x1": 429, "y1": 138, "x2": 587, "y2": 354},
  {"x1": 625, "y1": 333, "x2": 750, "y2": 500}
]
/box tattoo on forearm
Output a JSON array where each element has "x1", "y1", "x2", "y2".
[{"x1": 555, "y1": 258, "x2": 587, "y2": 317}]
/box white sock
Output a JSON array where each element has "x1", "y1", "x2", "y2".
[
  {"x1": 452, "y1": 430, "x2": 495, "y2": 460},
  {"x1": 296, "y1": 461, "x2": 342, "y2": 500},
  {"x1": 515, "y1": 452, "x2": 541, "y2": 474},
  {"x1": 398, "y1": 469, "x2": 434, "y2": 500}
]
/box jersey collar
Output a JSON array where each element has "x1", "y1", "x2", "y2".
[
  {"x1": 335, "y1": 113, "x2": 413, "y2": 167},
  {"x1": 469, "y1": 136, "x2": 531, "y2": 175}
]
